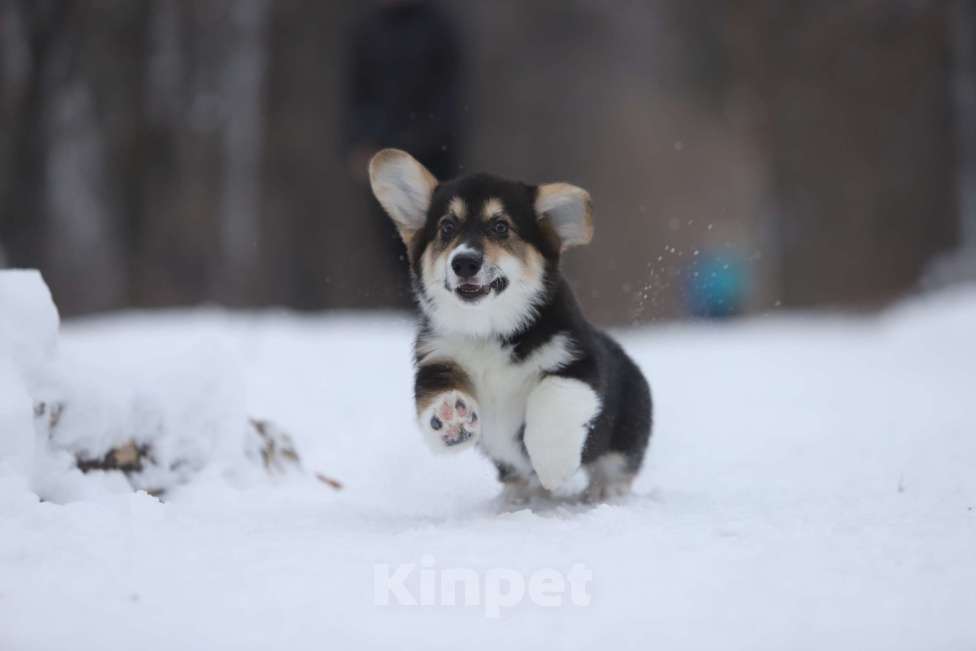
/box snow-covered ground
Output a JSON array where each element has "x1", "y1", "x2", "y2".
[{"x1": 2, "y1": 275, "x2": 975, "y2": 650}]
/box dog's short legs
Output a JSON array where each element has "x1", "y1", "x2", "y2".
[
  {"x1": 582, "y1": 452, "x2": 634, "y2": 503},
  {"x1": 523, "y1": 375, "x2": 601, "y2": 491},
  {"x1": 495, "y1": 462, "x2": 543, "y2": 505},
  {"x1": 500, "y1": 477, "x2": 543, "y2": 506},
  {"x1": 415, "y1": 361, "x2": 480, "y2": 452}
]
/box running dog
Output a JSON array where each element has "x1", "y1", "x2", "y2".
[{"x1": 368, "y1": 149, "x2": 652, "y2": 503}]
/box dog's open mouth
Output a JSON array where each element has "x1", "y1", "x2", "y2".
[{"x1": 455, "y1": 277, "x2": 508, "y2": 302}]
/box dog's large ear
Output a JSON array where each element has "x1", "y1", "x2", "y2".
[
  {"x1": 535, "y1": 183, "x2": 593, "y2": 251},
  {"x1": 368, "y1": 149, "x2": 438, "y2": 245}
]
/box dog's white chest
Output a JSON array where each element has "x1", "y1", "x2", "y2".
[{"x1": 419, "y1": 332, "x2": 575, "y2": 472}]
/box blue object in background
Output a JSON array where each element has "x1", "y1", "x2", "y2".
[{"x1": 686, "y1": 251, "x2": 749, "y2": 318}]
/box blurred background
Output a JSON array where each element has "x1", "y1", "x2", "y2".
[{"x1": 0, "y1": 0, "x2": 973, "y2": 323}]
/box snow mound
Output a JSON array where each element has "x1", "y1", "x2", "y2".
[
  {"x1": 0, "y1": 270, "x2": 57, "y2": 478},
  {"x1": 0, "y1": 270, "x2": 304, "y2": 502},
  {"x1": 0, "y1": 269, "x2": 59, "y2": 374}
]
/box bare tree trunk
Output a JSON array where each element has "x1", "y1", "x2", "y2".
[
  {"x1": 0, "y1": 0, "x2": 126, "y2": 313},
  {"x1": 0, "y1": 0, "x2": 70, "y2": 274},
  {"x1": 954, "y1": 0, "x2": 976, "y2": 252},
  {"x1": 215, "y1": 0, "x2": 270, "y2": 305}
]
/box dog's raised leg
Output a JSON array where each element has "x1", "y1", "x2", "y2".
[
  {"x1": 523, "y1": 376, "x2": 601, "y2": 492},
  {"x1": 415, "y1": 361, "x2": 480, "y2": 452}
]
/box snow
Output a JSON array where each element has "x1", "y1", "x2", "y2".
[
  {"x1": 1, "y1": 274, "x2": 975, "y2": 650},
  {"x1": 0, "y1": 362, "x2": 34, "y2": 473},
  {"x1": 0, "y1": 269, "x2": 59, "y2": 376},
  {"x1": 0, "y1": 270, "x2": 56, "y2": 475},
  {"x1": 0, "y1": 271, "x2": 280, "y2": 502}
]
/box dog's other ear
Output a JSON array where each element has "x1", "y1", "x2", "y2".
[
  {"x1": 535, "y1": 183, "x2": 593, "y2": 251},
  {"x1": 368, "y1": 149, "x2": 438, "y2": 245}
]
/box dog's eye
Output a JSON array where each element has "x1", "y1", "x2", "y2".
[
  {"x1": 491, "y1": 219, "x2": 509, "y2": 237},
  {"x1": 440, "y1": 219, "x2": 457, "y2": 239}
]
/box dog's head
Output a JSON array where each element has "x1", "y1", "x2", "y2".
[{"x1": 369, "y1": 148, "x2": 592, "y2": 337}]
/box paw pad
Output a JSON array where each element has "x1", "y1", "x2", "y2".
[{"x1": 422, "y1": 391, "x2": 480, "y2": 448}]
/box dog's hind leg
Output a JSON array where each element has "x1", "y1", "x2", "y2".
[
  {"x1": 494, "y1": 462, "x2": 544, "y2": 505},
  {"x1": 582, "y1": 452, "x2": 634, "y2": 503}
]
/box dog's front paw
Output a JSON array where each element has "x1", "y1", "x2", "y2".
[{"x1": 418, "y1": 390, "x2": 480, "y2": 452}]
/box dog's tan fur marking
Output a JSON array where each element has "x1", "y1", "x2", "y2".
[
  {"x1": 481, "y1": 198, "x2": 504, "y2": 221},
  {"x1": 415, "y1": 360, "x2": 476, "y2": 413},
  {"x1": 448, "y1": 196, "x2": 466, "y2": 220},
  {"x1": 479, "y1": 198, "x2": 541, "y2": 285},
  {"x1": 520, "y1": 245, "x2": 546, "y2": 283},
  {"x1": 426, "y1": 197, "x2": 469, "y2": 259},
  {"x1": 421, "y1": 245, "x2": 440, "y2": 284}
]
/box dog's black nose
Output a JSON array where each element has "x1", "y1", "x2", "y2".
[{"x1": 451, "y1": 253, "x2": 483, "y2": 279}]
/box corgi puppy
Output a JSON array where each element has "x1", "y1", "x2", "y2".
[{"x1": 369, "y1": 149, "x2": 652, "y2": 503}]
